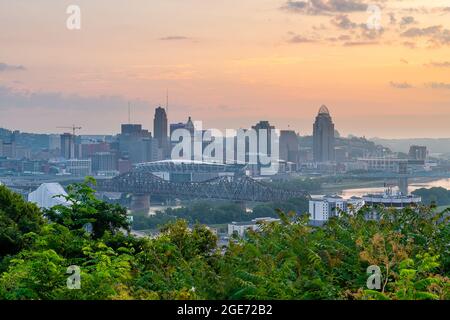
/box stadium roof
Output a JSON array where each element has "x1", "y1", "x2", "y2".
[{"x1": 134, "y1": 160, "x2": 246, "y2": 173}]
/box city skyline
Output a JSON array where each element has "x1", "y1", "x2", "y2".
[{"x1": 1, "y1": 0, "x2": 450, "y2": 138}]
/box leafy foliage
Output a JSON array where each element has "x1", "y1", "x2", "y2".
[
  {"x1": 0, "y1": 185, "x2": 44, "y2": 260},
  {"x1": 44, "y1": 177, "x2": 130, "y2": 239},
  {"x1": 413, "y1": 187, "x2": 450, "y2": 206},
  {"x1": 0, "y1": 180, "x2": 448, "y2": 300},
  {"x1": 132, "y1": 197, "x2": 308, "y2": 230}
]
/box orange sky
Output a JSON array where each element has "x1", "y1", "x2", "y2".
[{"x1": 0, "y1": 0, "x2": 450, "y2": 138}]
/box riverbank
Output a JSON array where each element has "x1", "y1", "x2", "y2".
[{"x1": 320, "y1": 177, "x2": 450, "y2": 197}]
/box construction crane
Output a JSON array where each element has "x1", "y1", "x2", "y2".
[{"x1": 57, "y1": 125, "x2": 82, "y2": 136}]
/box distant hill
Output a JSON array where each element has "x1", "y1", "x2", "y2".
[
  {"x1": 370, "y1": 138, "x2": 450, "y2": 155},
  {"x1": 0, "y1": 127, "x2": 50, "y2": 151}
]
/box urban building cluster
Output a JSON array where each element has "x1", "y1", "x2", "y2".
[
  {"x1": 0, "y1": 105, "x2": 442, "y2": 180},
  {"x1": 308, "y1": 189, "x2": 422, "y2": 223},
  {"x1": 2, "y1": 104, "x2": 444, "y2": 240}
]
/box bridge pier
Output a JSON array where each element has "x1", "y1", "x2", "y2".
[
  {"x1": 398, "y1": 177, "x2": 408, "y2": 195},
  {"x1": 130, "y1": 194, "x2": 151, "y2": 212}
]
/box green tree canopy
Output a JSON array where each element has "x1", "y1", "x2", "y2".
[{"x1": 0, "y1": 185, "x2": 44, "y2": 259}]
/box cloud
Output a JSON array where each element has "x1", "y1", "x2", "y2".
[
  {"x1": 402, "y1": 41, "x2": 416, "y2": 49},
  {"x1": 425, "y1": 61, "x2": 450, "y2": 68},
  {"x1": 282, "y1": 0, "x2": 368, "y2": 15},
  {"x1": 400, "y1": 16, "x2": 417, "y2": 27},
  {"x1": 426, "y1": 82, "x2": 450, "y2": 90},
  {"x1": 0, "y1": 63, "x2": 26, "y2": 72},
  {"x1": 401, "y1": 25, "x2": 450, "y2": 46},
  {"x1": 328, "y1": 14, "x2": 384, "y2": 46},
  {"x1": 331, "y1": 14, "x2": 359, "y2": 29},
  {"x1": 401, "y1": 26, "x2": 441, "y2": 37},
  {"x1": 343, "y1": 41, "x2": 378, "y2": 46},
  {"x1": 388, "y1": 13, "x2": 396, "y2": 25},
  {"x1": 327, "y1": 34, "x2": 352, "y2": 42},
  {"x1": 0, "y1": 86, "x2": 148, "y2": 111},
  {"x1": 287, "y1": 34, "x2": 316, "y2": 43},
  {"x1": 282, "y1": 0, "x2": 309, "y2": 12},
  {"x1": 390, "y1": 81, "x2": 414, "y2": 89},
  {"x1": 159, "y1": 36, "x2": 190, "y2": 41}
]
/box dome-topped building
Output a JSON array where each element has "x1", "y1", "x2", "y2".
[
  {"x1": 313, "y1": 105, "x2": 335, "y2": 163},
  {"x1": 318, "y1": 105, "x2": 330, "y2": 115}
]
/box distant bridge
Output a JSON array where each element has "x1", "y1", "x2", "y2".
[{"x1": 96, "y1": 171, "x2": 309, "y2": 202}]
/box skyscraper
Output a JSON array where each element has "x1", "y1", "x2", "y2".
[
  {"x1": 169, "y1": 117, "x2": 196, "y2": 160},
  {"x1": 118, "y1": 123, "x2": 158, "y2": 164},
  {"x1": 153, "y1": 106, "x2": 169, "y2": 157},
  {"x1": 60, "y1": 133, "x2": 75, "y2": 159},
  {"x1": 279, "y1": 130, "x2": 300, "y2": 165},
  {"x1": 313, "y1": 105, "x2": 335, "y2": 163},
  {"x1": 252, "y1": 121, "x2": 275, "y2": 157},
  {"x1": 408, "y1": 145, "x2": 427, "y2": 161}
]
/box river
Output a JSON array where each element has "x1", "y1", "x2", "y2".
[{"x1": 338, "y1": 178, "x2": 450, "y2": 198}]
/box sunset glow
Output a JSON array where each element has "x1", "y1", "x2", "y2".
[{"x1": 1, "y1": 0, "x2": 450, "y2": 137}]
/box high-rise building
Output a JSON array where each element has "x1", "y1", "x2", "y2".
[
  {"x1": 65, "y1": 159, "x2": 92, "y2": 176},
  {"x1": 408, "y1": 145, "x2": 427, "y2": 161},
  {"x1": 121, "y1": 124, "x2": 144, "y2": 135},
  {"x1": 185, "y1": 116, "x2": 195, "y2": 135},
  {"x1": 48, "y1": 134, "x2": 61, "y2": 151},
  {"x1": 252, "y1": 121, "x2": 275, "y2": 157},
  {"x1": 170, "y1": 117, "x2": 195, "y2": 136},
  {"x1": 153, "y1": 106, "x2": 169, "y2": 158},
  {"x1": 81, "y1": 142, "x2": 110, "y2": 159},
  {"x1": 91, "y1": 152, "x2": 118, "y2": 173},
  {"x1": 60, "y1": 133, "x2": 75, "y2": 159},
  {"x1": 279, "y1": 130, "x2": 300, "y2": 165},
  {"x1": 169, "y1": 117, "x2": 197, "y2": 160},
  {"x1": 118, "y1": 124, "x2": 156, "y2": 164},
  {"x1": 313, "y1": 105, "x2": 335, "y2": 163},
  {"x1": 0, "y1": 140, "x2": 15, "y2": 158}
]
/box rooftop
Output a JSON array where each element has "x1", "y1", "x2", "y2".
[{"x1": 318, "y1": 105, "x2": 330, "y2": 115}]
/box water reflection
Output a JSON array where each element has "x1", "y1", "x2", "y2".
[{"x1": 339, "y1": 178, "x2": 450, "y2": 199}]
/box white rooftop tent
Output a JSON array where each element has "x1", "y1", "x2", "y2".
[{"x1": 28, "y1": 183, "x2": 70, "y2": 209}]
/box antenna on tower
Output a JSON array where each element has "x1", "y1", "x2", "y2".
[
  {"x1": 128, "y1": 102, "x2": 131, "y2": 124},
  {"x1": 166, "y1": 89, "x2": 169, "y2": 117}
]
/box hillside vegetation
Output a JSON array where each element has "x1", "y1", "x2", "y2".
[{"x1": 0, "y1": 180, "x2": 448, "y2": 300}]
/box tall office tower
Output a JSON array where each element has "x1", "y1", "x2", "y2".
[
  {"x1": 279, "y1": 130, "x2": 300, "y2": 165},
  {"x1": 252, "y1": 121, "x2": 275, "y2": 156},
  {"x1": 185, "y1": 116, "x2": 195, "y2": 135},
  {"x1": 60, "y1": 133, "x2": 75, "y2": 159},
  {"x1": 118, "y1": 123, "x2": 158, "y2": 164},
  {"x1": 153, "y1": 106, "x2": 169, "y2": 158},
  {"x1": 121, "y1": 124, "x2": 144, "y2": 135},
  {"x1": 170, "y1": 116, "x2": 195, "y2": 137},
  {"x1": 313, "y1": 105, "x2": 335, "y2": 163},
  {"x1": 169, "y1": 117, "x2": 197, "y2": 160},
  {"x1": 408, "y1": 145, "x2": 427, "y2": 161}
]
